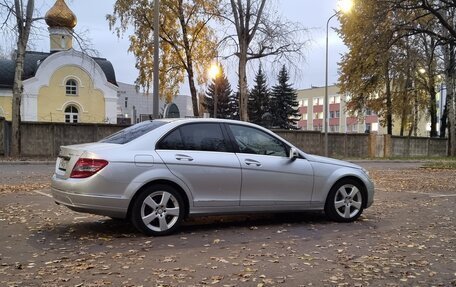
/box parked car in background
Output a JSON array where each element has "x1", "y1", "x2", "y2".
[{"x1": 51, "y1": 119, "x2": 374, "y2": 236}]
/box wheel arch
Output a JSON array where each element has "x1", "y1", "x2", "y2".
[{"x1": 126, "y1": 179, "x2": 191, "y2": 220}]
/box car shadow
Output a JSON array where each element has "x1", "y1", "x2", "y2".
[
  {"x1": 27, "y1": 211, "x2": 379, "y2": 254},
  {"x1": 180, "y1": 211, "x2": 329, "y2": 232}
]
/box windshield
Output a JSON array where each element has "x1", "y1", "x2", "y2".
[{"x1": 100, "y1": 121, "x2": 167, "y2": 144}]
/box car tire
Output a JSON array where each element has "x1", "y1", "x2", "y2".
[
  {"x1": 324, "y1": 179, "x2": 365, "y2": 222},
  {"x1": 131, "y1": 184, "x2": 185, "y2": 236}
]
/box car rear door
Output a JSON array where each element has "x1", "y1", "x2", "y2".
[
  {"x1": 156, "y1": 123, "x2": 242, "y2": 207},
  {"x1": 226, "y1": 124, "x2": 314, "y2": 206}
]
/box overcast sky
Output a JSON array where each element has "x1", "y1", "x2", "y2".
[{"x1": 4, "y1": 0, "x2": 347, "y2": 92}]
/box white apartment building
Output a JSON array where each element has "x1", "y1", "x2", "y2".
[
  {"x1": 296, "y1": 85, "x2": 380, "y2": 133},
  {"x1": 116, "y1": 82, "x2": 193, "y2": 124}
]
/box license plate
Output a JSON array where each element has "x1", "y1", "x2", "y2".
[{"x1": 58, "y1": 158, "x2": 68, "y2": 171}]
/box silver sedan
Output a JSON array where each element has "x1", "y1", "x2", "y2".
[{"x1": 51, "y1": 119, "x2": 374, "y2": 236}]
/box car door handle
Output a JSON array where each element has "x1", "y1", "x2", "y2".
[
  {"x1": 175, "y1": 154, "x2": 194, "y2": 161},
  {"x1": 245, "y1": 159, "x2": 261, "y2": 167}
]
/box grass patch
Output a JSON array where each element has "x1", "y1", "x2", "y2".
[{"x1": 423, "y1": 160, "x2": 456, "y2": 170}]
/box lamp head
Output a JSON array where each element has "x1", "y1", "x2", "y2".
[
  {"x1": 208, "y1": 63, "x2": 221, "y2": 80},
  {"x1": 337, "y1": 0, "x2": 353, "y2": 14}
]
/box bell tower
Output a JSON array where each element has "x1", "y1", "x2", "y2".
[{"x1": 45, "y1": 0, "x2": 77, "y2": 52}]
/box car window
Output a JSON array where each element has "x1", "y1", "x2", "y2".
[
  {"x1": 100, "y1": 121, "x2": 166, "y2": 144},
  {"x1": 158, "y1": 123, "x2": 228, "y2": 152},
  {"x1": 228, "y1": 124, "x2": 288, "y2": 157},
  {"x1": 157, "y1": 129, "x2": 184, "y2": 150}
]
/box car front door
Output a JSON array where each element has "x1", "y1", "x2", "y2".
[
  {"x1": 226, "y1": 124, "x2": 314, "y2": 206},
  {"x1": 156, "y1": 123, "x2": 241, "y2": 207}
]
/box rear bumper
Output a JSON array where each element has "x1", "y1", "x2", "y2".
[{"x1": 51, "y1": 175, "x2": 129, "y2": 219}]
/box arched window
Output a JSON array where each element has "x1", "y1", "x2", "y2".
[
  {"x1": 164, "y1": 103, "x2": 180, "y2": 118},
  {"x1": 65, "y1": 79, "x2": 78, "y2": 96},
  {"x1": 65, "y1": 105, "x2": 79, "y2": 123}
]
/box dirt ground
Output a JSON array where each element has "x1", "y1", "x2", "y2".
[{"x1": 0, "y1": 162, "x2": 455, "y2": 287}]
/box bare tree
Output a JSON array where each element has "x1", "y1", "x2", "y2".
[
  {"x1": 221, "y1": 0, "x2": 307, "y2": 121},
  {"x1": 1, "y1": 0, "x2": 96, "y2": 156},
  {"x1": 0, "y1": 0, "x2": 36, "y2": 156}
]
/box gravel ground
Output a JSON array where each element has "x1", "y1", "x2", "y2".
[{"x1": 0, "y1": 162, "x2": 455, "y2": 287}]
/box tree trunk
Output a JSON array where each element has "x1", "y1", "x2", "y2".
[
  {"x1": 440, "y1": 101, "x2": 448, "y2": 138},
  {"x1": 399, "y1": 84, "x2": 408, "y2": 137},
  {"x1": 11, "y1": 0, "x2": 35, "y2": 156},
  {"x1": 385, "y1": 61, "x2": 393, "y2": 135},
  {"x1": 188, "y1": 70, "x2": 199, "y2": 117},
  {"x1": 445, "y1": 43, "x2": 456, "y2": 156},
  {"x1": 448, "y1": 77, "x2": 455, "y2": 156},
  {"x1": 238, "y1": 45, "x2": 249, "y2": 121},
  {"x1": 177, "y1": 0, "x2": 199, "y2": 117},
  {"x1": 11, "y1": 48, "x2": 24, "y2": 156},
  {"x1": 429, "y1": 82, "x2": 438, "y2": 137}
]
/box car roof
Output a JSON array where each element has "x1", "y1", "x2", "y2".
[{"x1": 155, "y1": 118, "x2": 258, "y2": 126}]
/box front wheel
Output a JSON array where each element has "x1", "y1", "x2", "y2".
[
  {"x1": 131, "y1": 184, "x2": 185, "y2": 236},
  {"x1": 325, "y1": 179, "x2": 365, "y2": 222}
]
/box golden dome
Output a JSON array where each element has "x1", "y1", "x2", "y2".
[{"x1": 45, "y1": 0, "x2": 77, "y2": 29}]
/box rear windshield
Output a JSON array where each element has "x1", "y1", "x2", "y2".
[{"x1": 100, "y1": 121, "x2": 167, "y2": 144}]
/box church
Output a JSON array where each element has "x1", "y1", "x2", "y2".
[{"x1": 0, "y1": 0, "x2": 118, "y2": 124}]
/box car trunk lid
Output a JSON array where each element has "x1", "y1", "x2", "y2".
[{"x1": 55, "y1": 143, "x2": 118, "y2": 179}]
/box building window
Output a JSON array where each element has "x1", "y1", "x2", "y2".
[
  {"x1": 125, "y1": 97, "x2": 128, "y2": 108},
  {"x1": 330, "y1": 125, "x2": 339, "y2": 132},
  {"x1": 335, "y1": 110, "x2": 340, "y2": 118},
  {"x1": 329, "y1": 111, "x2": 334, "y2": 119},
  {"x1": 303, "y1": 99, "x2": 308, "y2": 107},
  {"x1": 64, "y1": 105, "x2": 79, "y2": 123},
  {"x1": 330, "y1": 96, "x2": 341, "y2": 104},
  {"x1": 65, "y1": 79, "x2": 78, "y2": 96},
  {"x1": 313, "y1": 97, "x2": 322, "y2": 106},
  {"x1": 301, "y1": 113, "x2": 307, "y2": 120},
  {"x1": 313, "y1": 125, "x2": 322, "y2": 131}
]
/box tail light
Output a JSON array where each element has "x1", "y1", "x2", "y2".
[{"x1": 70, "y1": 158, "x2": 108, "y2": 178}]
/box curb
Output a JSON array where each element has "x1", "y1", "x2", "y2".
[
  {"x1": 349, "y1": 160, "x2": 426, "y2": 164},
  {"x1": 0, "y1": 161, "x2": 55, "y2": 165}
]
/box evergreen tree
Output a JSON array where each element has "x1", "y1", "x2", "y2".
[
  {"x1": 248, "y1": 65, "x2": 270, "y2": 126},
  {"x1": 227, "y1": 90, "x2": 240, "y2": 120},
  {"x1": 204, "y1": 68, "x2": 233, "y2": 118},
  {"x1": 270, "y1": 65, "x2": 300, "y2": 129}
]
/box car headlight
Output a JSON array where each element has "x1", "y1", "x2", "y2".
[{"x1": 361, "y1": 167, "x2": 369, "y2": 176}]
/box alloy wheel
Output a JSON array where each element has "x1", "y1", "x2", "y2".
[
  {"x1": 141, "y1": 190, "x2": 180, "y2": 232},
  {"x1": 333, "y1": 184, "x2": 363, "y2": 219}
]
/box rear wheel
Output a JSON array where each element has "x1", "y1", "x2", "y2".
[
  {"x1": 325, "y1": 179, "x2": 364, "y2": 222},
  {"x1": 131, "y1": 184, "x2": 184, "y2": 236}
]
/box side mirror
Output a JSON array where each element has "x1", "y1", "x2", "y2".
[{"x1": 289, "y1": 147, "x2": 300, "y2": 160}]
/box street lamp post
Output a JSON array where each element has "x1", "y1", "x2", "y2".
[
  {"x1": 325, "y1": 12, "x2": 339, "y2": 157},
  {"x1": 324, "y1": 0, "x2": 353, "y2": 157}
]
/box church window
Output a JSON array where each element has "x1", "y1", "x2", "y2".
[
  {"x1": 66, "y1": 79, "x2": 78, "y2": 96},
  {"x1": 65, "y1": 105, "x2": 79, "y2": 123}
]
